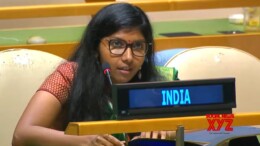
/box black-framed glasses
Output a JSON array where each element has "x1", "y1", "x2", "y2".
[{"x1": 106, "y1": 38, "x2": 151, "y2": 57}]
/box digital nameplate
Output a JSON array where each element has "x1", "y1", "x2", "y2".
[
  {"x1": 129, "y1": 85, "x2": 223, "y2": 108},
  {"x1": 112, "y1": 78, "x2": 236, "y2": 119}
]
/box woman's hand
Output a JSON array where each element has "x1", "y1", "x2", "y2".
[
  {"x1": 89, "y1": 134, "x2": 125, "y2": 146},
  {"x1": 132, "y1": 131, "x2": 176, "y2": 140}
]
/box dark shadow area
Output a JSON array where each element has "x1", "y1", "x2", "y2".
[
  {"x1": 229, "y1": 136, "x2": 260, "y2": 146},
  {"x1": 218, "y1": 30, "x2": 244, "y2": 34},
  {"x1": 159, "y1": 32, "x2": 201, "y2": 37},
  {"x1": 128, "y1": 138, "x2": 203, "y2": 146}
]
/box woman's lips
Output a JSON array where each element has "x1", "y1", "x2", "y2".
[{"x1": 118, "y1": 67, "x2": 131, "y2": 75}]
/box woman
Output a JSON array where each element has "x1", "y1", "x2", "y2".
[{"x1": 12, "y1": 3, "x2": 165, "y2": 146}]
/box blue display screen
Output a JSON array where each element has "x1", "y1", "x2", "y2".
[{"x1": 129, "y1": 85, "x2": 223, "y2": 108}]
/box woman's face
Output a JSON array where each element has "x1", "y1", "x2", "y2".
[{"x1": 99, "y1": 28, "x2": 146, "y2": 84}]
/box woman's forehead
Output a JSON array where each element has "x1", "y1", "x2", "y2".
[{"x1": 106, "y1": 28, "x2": 145, "y2": 40}]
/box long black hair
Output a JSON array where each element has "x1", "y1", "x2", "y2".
[{"x1": 64, "y1": 3, "x2": 161, "y2": 128}]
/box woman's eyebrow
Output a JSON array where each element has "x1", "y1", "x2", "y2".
[{"x1": 108, "y1": 37, "x2": 145, "y2": 42}]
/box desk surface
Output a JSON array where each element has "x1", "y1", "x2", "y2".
[
  {"x1": 0, "y1": 19, "x2": 243, "y2": 46},
  {"x1": 1, "y1": 19, "x2": 260, "y2": 60},
  {"x1": 1, "y1": 0, "x2": 260, "y2": 19},
  {"x1": 65, "y1": 113, "x2": 260, "y2": 135}
]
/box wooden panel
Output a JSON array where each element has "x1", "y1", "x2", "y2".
[
  {"x1": 1, "y1": 0, "x2": 260, "y2": 19},
  {"x1": 0, "y1": 43, "x2": 77, "y2": 59},
  {"x1": 65, "y1": 112, "x2": 260, "y2": 135},
  {"x1": 1, "y1": 33, "x2": 260, "y2": 59},
  {"x1": 155, "y1": 33, "x2": 260, "y2": 59},
  {"x1": 86, "y1": 0, "x2": 115, "y2": 2},
  {"x1": 0, "y1": 3, "x2": 111, "y2": 19},
  {"x1": 172, "y1": 0, "x2": 260, "y2": 10}
]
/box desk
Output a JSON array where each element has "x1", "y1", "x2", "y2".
[
  {"x1": 1, "y1": 0, "x2": 260, "y2": 59},
  {"x1": 65, "y1": 113, "x2": 260, "y2": 135},
  {"x1": 1, "y1": 19, "x2": 260, "y2": 59},
  {"x1": 1, "y1": 0, "x2": 260, "y2": 19}
]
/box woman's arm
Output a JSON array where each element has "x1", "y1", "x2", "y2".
[{"x1": 12, "y1": 91, "x2": 123, "y2": 146}]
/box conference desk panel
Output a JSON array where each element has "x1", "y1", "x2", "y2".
[
  {"x1": 65, "y1": 113, "x2": 260, "y2": 135},
  {"x1": 1, "y1": 0, "x2": 260, "y2": 19},
  {"x1": 1, "y1": 19, "x2": 260, "y2": 59}
]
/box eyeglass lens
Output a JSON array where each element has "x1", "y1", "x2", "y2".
[{"x1": 109, "y1": 39, "x2": 148, "y2": 56}]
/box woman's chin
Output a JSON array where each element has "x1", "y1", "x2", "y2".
[{"x1": 113, "y1": 77, "x2": 132, "y2": 84}]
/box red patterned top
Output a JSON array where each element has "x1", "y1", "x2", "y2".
[{"x1": 38, "y1": 61, "x2": 76, "y2": 105}]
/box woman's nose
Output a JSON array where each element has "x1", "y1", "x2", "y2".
[{"x1": 121, "y1": 47, "x2": 133, "y2": 63}]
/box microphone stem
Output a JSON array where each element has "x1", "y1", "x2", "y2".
[{"x1": 106, "y1": 71, "x2": 113, "y2": 85}]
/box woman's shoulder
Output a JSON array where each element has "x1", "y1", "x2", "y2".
[
  {"x1": 55, "y1": 61, "x2": 77, "y2": 74},
  {"x1": 38, "y1": 61, "x2": 77, "y2": 105},
  {"x1": 52, "y1": 61, "x2": 78, "y2": 82},
  {"x1": 57, "y1": 61, "x2": 77, "y2": 70}
]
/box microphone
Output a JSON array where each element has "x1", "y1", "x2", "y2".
[{"x1": 102, "y1": 62, "x2": 113, "y2": 85}]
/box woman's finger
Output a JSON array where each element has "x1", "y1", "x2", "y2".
[
  {"x1": 92, "y1": 135, "x2": 103, "y2": 145},
  {"x1": 92, "y1": 135, "x2": 112, "y2": 146},
  {"x1": 140, "y1": 132, "x2": 151, "y2": 138},
  {"x1": 159, "y1": 131, "x2": 167, "y2": 139},
  {"x1": 166, "y1": 131, "x2": 176, "y2": 140},
  {"x1": 151, "y1": 131, "x2": 159, "y2": 139},
  {"x1": 145, "y1": 132, "x2": 152, "y2": 138},
  {"x1": 103, "y1": 134, "x2": 124, "y2": 146}
]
